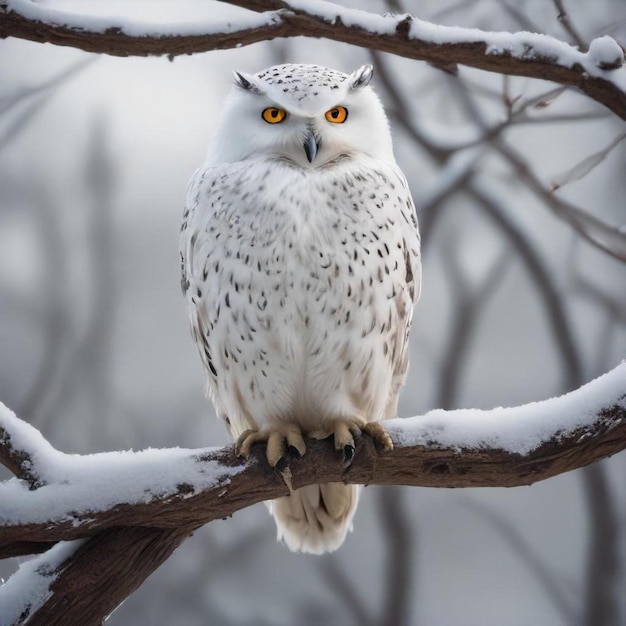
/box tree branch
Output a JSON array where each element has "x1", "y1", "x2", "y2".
[
  {"x1": 1, "y1": 0, "x2": 625, "y2": 118},
  {"x1": 582, "y1": 463, "x2": 620, "y2": 626},
  {"x1": 0, "y1": 409, "x2": 54, "y2": 488},
  {"x1": 552, "y1": 0, "x2": 587, "y2": 50},
  {"x1": 28, "y1": 528, "x2": 189, "y2": 626},
  {"x1": 1, "y1": 365, "x2": 625, "y2": 623},
  {"x1": 460, "y1": 496, "x2": 578, "y2": 622},
  {"x1": 447, "y1": 70, "x2": 626, "y2": 263},
  {"x1": 0, "y1": 363, "x2": 624, "y2": 548}
]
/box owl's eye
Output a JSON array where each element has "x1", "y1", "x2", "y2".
[
  {"x1": 325, "y1": 106, "x2": 348, "y2": 123},
  {"x1": 262, "y1": 107, "x2": 287, "y2": 124}
]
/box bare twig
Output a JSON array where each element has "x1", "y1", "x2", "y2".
[
  {"x1": 449, "y1": 76, "x2": 626, "y2": 263},
  {"x1": 500, "y1": 1, "x2": 542, "y2": 34},
  {"x1": 17, "y1": 193, "x2": 68, "y2": 424},
  {"x1": 494, "y1": 140, "x2": 626, "y2": 262},
  {"x1": 0, "y1": 58, "x2": 94, "y2": 148},
  {"x1": 379, "y1": 487, "x2": 414, "y2": 626},
  {"x1": 438, "y1": 241, "x2": 511, "y2": 409},
  {"x1": 460, "y1": 497, "x2": 578, "y2": 622},
  {"x1": 321, "y1": 556, "x2": 372, "y2": 626},
  {"x1": 582, "y1": 464, "x2": 620, "y2": 626},
  {"x1": 40, "y1": 117, "x2": 117, "y2": 433},
  {"x1": 468, "y1": 182, "x2": 584, "y2": 391},
  {"x1": 552, "y1": 0, "x2": 587, "y2": 50}
]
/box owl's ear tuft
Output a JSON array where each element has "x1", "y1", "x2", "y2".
[
  {"x1": 348, "y1": 64, "x2": 373, "y2": 90},
  {"x1": 233, "y1": 71, "x2": 264, "y2": 94}
]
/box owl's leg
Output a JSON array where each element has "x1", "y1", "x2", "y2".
[
  {"x1": 323, "y1": 419, "x2": 394, "y2": 462},
  {"x1": 236, "y1": 424, "x2": 306, "y2": 468}
]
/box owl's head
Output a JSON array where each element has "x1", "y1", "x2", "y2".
[{"x1": 206, "y1": 64, "x2": 395, "y2": 168}]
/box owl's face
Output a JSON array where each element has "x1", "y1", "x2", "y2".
[{"x1": 206, "y1": 64, "x2": 395, "y2": 168}]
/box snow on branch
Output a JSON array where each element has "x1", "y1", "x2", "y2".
[
  {"x1": 1, "y1": 363, "x2": 625, "y2": 623},
  {"x1": 1, "y1": 0, "x2": 625, "y2": 119},
  {"x1": 1, "y1": 363, "x2": 625, "y2": 557}
]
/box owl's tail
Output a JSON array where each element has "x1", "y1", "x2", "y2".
[{"x1": 269, "y1": 483, "x2": 362, "y2": 554}]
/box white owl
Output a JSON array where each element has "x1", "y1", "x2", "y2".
[{"x1": 181, "y1": 63, "x2": 421, "y2": 554}]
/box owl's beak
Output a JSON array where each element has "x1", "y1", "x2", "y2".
[{"x1": 303, "y1": 131, "x2": 321, "y2": 163}]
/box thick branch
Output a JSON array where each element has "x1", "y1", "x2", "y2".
[
  {"x1": 27, "y1": 528, "x2": 189, "y2": 626},
  {"x1": 1, "y1": 363, "x2": 625, "y2": 561},
  {"x1": 0, "y1": 1, "x2": 290, "y2": 55},
  {"x1": 1, "y1": 364, "x2": 625, "y2": 624},
  {"x1": 0, "y1": 425, "x2": 39, "y2": 486},
  {"x1": 0, "y1": 408, "x2": 54, "y2": 488},
  {"x1": 1, "y1": 0, "x2": 625, "y2": 118}
]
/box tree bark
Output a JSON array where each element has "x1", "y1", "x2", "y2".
[{"x1": 25, "y1": 528, "x2": 189, "y2": 626}]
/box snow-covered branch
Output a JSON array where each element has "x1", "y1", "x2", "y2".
[
  {"x1": 1, "y1": 364, "x2": 625, "y2": 623},
  {"x1": 1, "y1": 0, "x2": 625, "y2": 119},
  {"x1": 0, "y1": 412, "x2": 54, "y2": 488},
  {"x1": 1, "y1": 363, "x2": 625, "y2": 552}
]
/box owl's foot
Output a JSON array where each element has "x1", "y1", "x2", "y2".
[
  {"x1": 362, "y1": 422, "x2": 394, "y2": 452},
  {"x1": 317, "y1": 419, "x2": 394, "y2": 463},
  {"x1": 236, "y1": 424, "x2": 307, "y2": 469}
]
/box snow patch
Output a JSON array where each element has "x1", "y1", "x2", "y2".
[
  {"x1": 386, "y1": 363, "x2": 626, "y2": 455},
  {"x1": 7, "y1": 0, "x2": 626, "y2": 95},
  {"x1": 5, "y1": 0, "x2": 282, "y2": 37},
  {"x1": 588, "y1": 35, "x2": 625, "y2": 70},
  {"x1": 0, "y1": 540, "x2": 83, "y2": 626},
  {"x1": 284, "y1": 0, "x2": 399, "y2": 35},
  {"x1": 0, "y1": 403, "x2": 242, "y2": 526}
]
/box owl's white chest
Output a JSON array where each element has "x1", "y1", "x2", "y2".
[{"x1": 183, "y1": 156, "x2": 419, "y2": 436}]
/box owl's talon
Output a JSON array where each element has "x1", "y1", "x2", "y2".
[
  {"x1": 235, "y1": 424, "x2": 307, "y2": 468},
  {"x1": 327, "y1": 418, "x2": 392, "y2": 462},
  {"x1": 343, "y1": 444, "x2": 355, "y2": 463},
  {"x1": 325, "y1": 418, "x2": 366, "y2": 464},
  {"x1": 284, "y1": 426, "x2": 306, "y2": 458},
  {"x1": 332, "y1": 421, "x2": 359, "y2": 452},
  {"x1": 288, "y1": 445, "x2": 303, "y2": 458},
  {"x1": 363, "y1": 422, "x2": 394, "y2": 452},
  {"x1": 236, "y1": 429, "x2": 264, "y2": 458},
  {"x1": 349, "y1": 424, "x2": 362, "y2": 439}
]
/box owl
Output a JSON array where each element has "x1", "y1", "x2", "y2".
[{"x1": 181, "y1": 63, "x2": 421, "y2": 554}]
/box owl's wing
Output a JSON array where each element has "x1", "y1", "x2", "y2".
[
  {"x1": 179, "y1": 166, "x2": 221, "y2": 384},
  {"x1": 384, "y1": 169, "x2": 422, "y2": 420},
  {"x1": 179, "y1": 167, "x2": 201, "y2": 296}
]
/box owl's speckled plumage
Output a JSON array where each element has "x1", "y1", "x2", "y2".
[{"x1": 181, "y1": 64, "x2": 421, "y2": 554}]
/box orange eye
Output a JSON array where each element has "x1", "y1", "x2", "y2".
[
  {"x1": 325, "y1": 106, "x2": 348, "y2": 123},
  {"x1": 262, "y1": 107, "x2": 287, "y2": 124}
]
